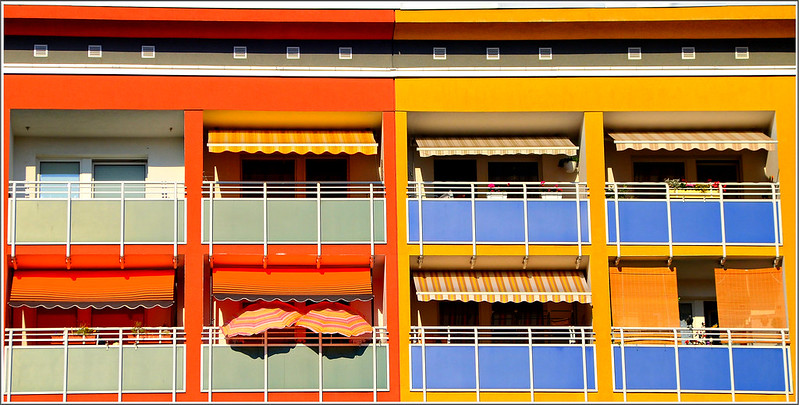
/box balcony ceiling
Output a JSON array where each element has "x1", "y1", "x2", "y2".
[
  {"x1": 11, "y1": 110, "x2": 184, "y2": 138},
  {"x1": 603, "y1": 111, "x2": 774, "y2": 132},
  {"x1": 407, "y1": 112, "x2": 584, "y2": 138}
]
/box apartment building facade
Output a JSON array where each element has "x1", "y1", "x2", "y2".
[{"x1": 2, "y1": 2, "x2": 796, "y2": 403}]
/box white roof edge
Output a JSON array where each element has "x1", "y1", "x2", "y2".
[{"x1": 2, "y1": 1, "x2": 795, "y2": 9}]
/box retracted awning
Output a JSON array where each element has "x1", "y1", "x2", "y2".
[
  {"x1": 412, "y1": 270, "x2": 591, "y2": 304},
  {"x1": 608, "y1": 131, "x2": 775, "y2": 152},
  {"x1": 212, "y1": 267, "x2": 373, "y2": 302},
  {"x1": 415, "y1": 136, "x2": 578, "y2": 157},
  {"x1": 9, "y1": 270, "x2": 175, "y2": 309},
  {"x1": 207, "y1": 130, "x2": 378, "y2": 155}
]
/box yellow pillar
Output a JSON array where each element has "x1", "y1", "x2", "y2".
[{"x1": 583, "y1": 111, "x2": 616, "y2": 401}]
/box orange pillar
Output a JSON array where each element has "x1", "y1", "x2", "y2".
[
  {"x1": 381, "y1": 111, "x2": 401, "y2": 401},
  {"x1": 182, "y1": 110, "x2": 206, "y2": 401}
]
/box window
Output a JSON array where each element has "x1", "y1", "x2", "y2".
[
  {"x1": 141, "y1": 45, "x2": 155, "y2": 58},
  {"x1": 632, "y1": 161, "x2": 685, "y2": 182},
  {"x1": 433, "y1": 160, "x2": 477, "y2": 182},
  {"x1": 93, "y1": 162, "x2": 146, "y2": 198},
  {"x1": 33, "y1": 44, "x2": 48, "y2": 57},
  {"x1": 696, "y1": 160, "x2": 740, "y2": 183},
  {"x1": 627, "y1": 47, "x2": 642, "y2": 60},
  {"x1": 486, "y1": 47, "x2": 500, "y2": 60},
  {"x1": 286, "y1": 46, "x2": 300, "y2": 59},
  {"x1": 39, "y1": 161, "x2": 80, "y2": 198},
  {"x1": 681, "y1": 47, "x2": 695, "y2": 60},
  {"x1": 439, "y1": 301, "x2": 478, "y2": 326},
  {"x1": 306, "y1": 158, "x2": 348, "y2": 198},
  {"x1": 735, "y1": 47, "x2": 749, "y2": 60},
  {"x1": 538, "y1": 47, "x2": 553, "y2": 61},
  {"x1": 433, "y1": 47, "x2": 447, "y2": 60},
  {"x1": 233, "y1": 46, "x2": 247, "y2": 59},
  {"x1": 88, "y1": 45, "x2": 102, "y2": 58},
  {"x1": 339, "y1": 47, "x2": 353, "y2": 60},
  {"x1": 491, "y1": 302, "x2": 544, "y2": 326}
]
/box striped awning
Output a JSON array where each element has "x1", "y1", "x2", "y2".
[
  {"x1": 412, "y1": 270, "x2": 591, "y2": 304},
  {"x1": 207, "y1": 130, "x2": 377, "y2": 155},
  {"x1": 415, "y1": 136, "x2": 578, "y2": 157},
  {"x1": 608, "y1": 131, "x2": 775, "y2": 152},
  {"x1": 9, "y1": 270, "x2": 175, "y2": 310},
  {"x1": 213, "y1": 267, "x2": 373, "y2": 302}
]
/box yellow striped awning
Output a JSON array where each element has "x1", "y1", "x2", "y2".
[
  {"x1": 207, "y1": 130, "x2": 378, "y2": 155},
  {"x1": 608, "y1": 131, "x2": 775, "y2": 152},
  {"x1": 415, "y1": 136, "x2": 577, "y2": 157},
  {"x1": 412, "y1": 271, "x2": 591, "y2": 304}
]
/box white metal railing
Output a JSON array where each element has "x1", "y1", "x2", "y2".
[
  {"x1": 202, "y1": 326, "x2": 389, "y2": 402},
  {"x1": 407, "y1": 181, "x2": 589, "y2": 260},
  {"x1": 202, "y1": 181, "x2": 386, "y2": 259},
  {"x1": 3, "y1": 327, "x2": 186, "y2": 402},
  {"x1": 611, "y1": 327, "x2": 792, "y2": 401},
  {"x1": 606, "y1": 182, "x2": 782, "y2": 265},
  {"x1": 7, "y1": 181, "x2": 186, "y2": 263},
  {"x1": 409, "y1": 326, "x2": 595, "y2": 402}
]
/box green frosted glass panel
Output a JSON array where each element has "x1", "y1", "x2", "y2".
[
  {"x1": 71, "y1": 201, "x2": 121, "y2": 243},
  {"x1": 321, "y1": 200, "x2": 371, "y2": 242},
  {"x1": 15, "y1": 200, "x2": 68, "y2": 243},
  {"x1": 8, "y1": 347, "x2": 65, "y2": 393},
  {"x1": 267, "y1": 344, "x2": 320, "y2": 390},
  {"x1": 202, "y1": 345, "x2": 264, "y2": 390},
  {"x1": 126, "y1": 200, "x2": 185, "y2": 243},
  {"x1": 123, "y1": 346, "x2": 184, "y2": 391},
  {"x1": 203, "y1": 200, "x2": 264, "y2": 243},
  {"x1": 322, "y1": 345, "x2": 388, "y2": 389},
  {"x1": 373, "y1": 200, "x2": 386, "y2": 243},
  {"x1": 66, "y1": 347, "x2": 119, "y2": 391},
  {"x1": 267, "y1": 200, "x2": 317, "y2": 243}
]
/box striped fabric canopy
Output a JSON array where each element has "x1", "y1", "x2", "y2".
[
  {"x1": 295, "y1": 302, "x2": 372, "y2": 337},
  {"x1": 207, "y1": 130, "x2": 378, "y2": 155},
  {"x1": 608, "y1": 131, "x2": 775, "y2": 152},
  {"x1": 221, "y1": 301, "x2": 302, "y2": 337},
  {"x1": 9, "y1": 269, "x2": 175, "y2": 309},
  {"x1": 212, "y1": 267, "x2": 373, "y2": 303},
  {"x1": 415, "y1": 136, "x2": 578, "y2": 157},
  {"x1": 412, "y1": 270, "x2": 591, "y2": 304}
]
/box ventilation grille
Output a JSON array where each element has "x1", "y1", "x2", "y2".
[
  {"x1": 486, "y1": 47, "x2": 500, "y2": 60},
  {"x1": 33, "y1": 44, "x2": 48, "y2": 58},
  {"x1": 141, "y1": 46, "x2": 156, "y2": 59},
  {"x1": 339, "y1": 47, "x2": 353, "y2": 60},
  {"x1": 539, "y1": 47, "x2": 553, "y2": 61},
  {"x1": 735, "y1": 47, "x2": 750, "y2": 60},
  {"x1": 681, "y1": 47, "x2": 695, "y2": 60},
  {"x1": 627, "y1": 47, "x2": 642, "y2": 60},
  {"x1": 88, "y1": 45, "x2": 102, "y2": 58},
  {"x1": 433, "y1": 47, "x2": 447, "y2": 60},
  {"x1": 233, "y1": 46, "x2": 247, "y2": 59},
  {"x1": 286, "y1": 46, "x2": 301, "y2": 59}
]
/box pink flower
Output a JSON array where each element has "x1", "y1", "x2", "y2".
[{"x1": 488, "y1": 183, "x2": 496, "y2": 189}]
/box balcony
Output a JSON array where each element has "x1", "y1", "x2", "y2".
[
  {"x1": 7, "y1": 181, "x2": 186, "y2": 254},
  {"x1": 202, "y1": 182, "x2": 386, "y2": 252},
  {"x1": 407, "y1": 182, "x2": 590, "y2": 251},
  {"x1": 612, "y1": 327, "x2": 792, "y2": 397},
  {"x1": 409, "y1": 326, "x2": 596, "y2": 399},
  {"x1": 3, "y1": 327, "x2": 186, "y2": 398},
  {"x1": 606, "y1": 182, "x2": 781, "y2": 251},
  {"x1": 201, "y1": 327, "x2": 389, "y2": 397}
]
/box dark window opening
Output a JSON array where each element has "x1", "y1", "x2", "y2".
[
  {"x1": 491, "y1": 302, "x2": 544, "y2": 326},
  {"x1": 633, "y1": 161, "x2": 686, "y2": 182},
  {"x1": 306, "y1": 158, "x2": 348, "y2": 197},
  {"x1": 696, "y1": 160, "x2": 740, "y2": 183},
  {"x1": 439, "y1": 301, "x2": 479, "y2": 326},
  {"x1": 433, "y1": 159, "x2": 477, "y2": 198}
]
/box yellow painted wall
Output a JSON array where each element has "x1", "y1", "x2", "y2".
[{"x1": 394, "y1": 76, "x2": 796, "y2": 402}]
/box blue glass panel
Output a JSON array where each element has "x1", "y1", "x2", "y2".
[
  {"x1": 724, "y1": 202, "x2": 777, "y2": 244},
  {"x1": 613, "y1": 346, "x2": 677, "y2": 390},
  {"x1": 579, "y1": 201, "x2": 590, "y2": 243},
  {"x1": 670, "y1": 201, "x2": 723, "y2": 243},
  {"x1": 527, "y1": 201, "x2": 580, "y2": 243},
  {"x1": 607, "y1": 201, "x2": 618, "y2": 243},
  {"x1": 617, "y1": 201, "x2": 669, "y2": 243},
  {"x1": 475, "y1": 201, "x2": 525, "y2": 242},
  {"x1": 732, "y1": 347, "x2": 787, "y2": 392},
  {"x1": 678, "y1": 347, "x2": 731, "y2": 391},
  {"x1": 408, "y1": 200, "x2": 420, "y2": 242},
  {"x1": 421, "y1": 200, "x2": 473, "y2": 242},
  {"x1": 410, "y1": 346, "x2": 422, "y2": 389},
  {"x1": 478, "y1": 346, "x2": 530, "y2": 389},
  {"x1": 424, "y1": 346, "x2": 476, "y2": 389},
  {"x1": 532, "y1": 346, "x2": 594, "y2": 390}
]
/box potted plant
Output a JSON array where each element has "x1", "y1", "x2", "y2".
[
  {"x1": 72, "y1": 324, "x2": 96, "y2": 344},
  {"x1": 486, "y1": 183, "x2": 510, "y2": 199},
  {"x1": 131, "y1": 321, "x2": 150, "y2": 344},
  {"x1": 666, "y1": 178, "x2": 721, "y2": 200},
  {"x1": 558, "y1": 156, "x2": 579, "y2": 174}
]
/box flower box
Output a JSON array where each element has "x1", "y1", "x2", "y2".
[
  {"x1": 541, "y1": 193, "x2": 563, "y2": 200},
  {"x1": 486, "y1": 191, "x2": 508, "y2": 200},
  {"x1": 669, "y1": 189, "x2": 719, "y2": 200}
]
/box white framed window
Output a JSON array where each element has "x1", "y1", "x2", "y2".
[
  {"x1": 33, "y1": 44, "x2": 48, "y2": 57},
  {"x1": 486, "y1": 47, "x2": 500, "y2": 60},
  {"x1": 286, "y1": 46, "x2": 301, "y2": 59},
  {"x1": 681, "y1": 47, "x2": 695, "y2": 60},
  {"x1": 38, "y1": 161, "x2": 80, "y2": 198},
  {"x1": 141, "y1": 45, "x2": 156, "y2": 58},
  {"x1": 88, "y1": 45, "x2": 102, "y2": 58},
  {"x1": 735, "y1": 47, "x2": 749, "y2": 60},
  {"x1": 233, "y1": 46, "x2": 247, "y2": 59},
  {"x1": 433, "y1": 47, "x2": 447, "y2": 60},
  {"x1": 627, "y1": 47, "x2": 642, "y2": 60},
  {"x1": 93, "y1": 161, "x2": 147, "y2": 198},
  {"x1": 539, "y1": 47, "x2": 553, "y2": 61},
  {"x1": 339, "y1": 47, "x2": 353, "y2": 60}
]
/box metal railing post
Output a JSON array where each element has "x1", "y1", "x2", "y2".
[
  {"x1": 665, "y1": 183, "x2": 674, "y2": 260},
  {"x1": 263, "y1": 182, "x2": 268, "y2": 258},
  {"x1": 421, "y1": 327, "x2": 428, "y2": 402},
  {"x1": 264, "y1": 330, "x2": 268, "y2": 402},
  {"x1": 581, "y1": 328, "x2": 588, "y2": 402},
  {"x1": 66, "y1": 182, "x2": 73, "y2": 260},
  {"x1": 62, "y1": 329, "x2": 68, "y2": 402},
  {"x1": 781, "y1": 330, "x2": 789, "y2": 402},
  {"x1": 575, "y1": 183, "x2": 583, "y2": 257},
  {"x1": 208, "y1": 328, "x2": 213, "y2": 402},
  {"x1": 120, "y1": 183, "x2": 125, "y2": 262},
  {"x1": 620, "y1": 328, "x2": 627, "y2": 402},
  {"x1": 318, "y1": 334, "x2": 323, "y2": 402},
  {"x1": 473, "y1": 326, "x2": 480, "y2": 401},
  {"x1": 727, "y1": 329, "x2": 735, "y2": 401},
  {"x1": 770, "y1": 183, "x2": 780, "y2": 259},
  {"x1": 523, "y1": 183, "x2": 529, "y2": 258},
  {"x1": 417, "y1": 183, "x2": 424, "y2": 257},
  {"x1": 5, "y1": 330, "x2": 13, "y2": 402},
  {"x1": 208, "y1": 183, "x2": 214, "y2": 258},
  {"x1": 528, "y1": 327, "x2": 534, "y2": 402},
  {"x1": 118, "y1": 329, "x2": 123, "y2": 402},
  {"x1": 673, "y1": 328, "x2": 681, "y2": 402},
  {"x1": 173, "y1": 183, "x2": 178, "y2": 259},
  {"x1": 372, "y1": 328, "x2": 378, "y2": 402},
  {"x1": 317, "y1": 183, "x2": 322, "y2": 258},
  {"x1": 172, "y1": 328, "x2": 177, "y2": 402},
  {"x1": 719, "y1": 183, "x2": 727, "y2": 262},
  {"x1": 613, "y1": 183, "x2": 622, "y2": 261},
  {"x1": 470, "y1": 184, "x2": 477, "y2": 258},
  {"x1": 9, "y1": 182, "x2": 16, "y2": 258},
  {"x1": 369, "y1": 183, "x2": 375, "y2": 257}
]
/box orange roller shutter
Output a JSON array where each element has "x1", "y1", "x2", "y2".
[
  {"x1": 609, "y1": 267, "x2": 679, "y2": 327},
  {"x1": 714, "y1": 267, "x2": 787, "y2": 329}
]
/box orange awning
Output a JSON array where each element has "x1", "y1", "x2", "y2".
[
  {"x1": 415, "y1": 136, "x2": 578, "y2": 157},
  {"x1": 608, "y1": 131, "x2": 775, "y2": 152},
  {"x1": 412, "y1": 270, "x2": 590, "y2": 304},
  {"x1": 609, "y1": 267, "x2": 679, "y2": 327},
  {"x1": 212, "y1": 267, "x2": 373, "y2": 302},
  {"x1": 207, "y1": 130, "x2": 377, "y2": 155},
  {"x1": 714, "y1": 268, "x2": 787, "y2": 329},
  {"x1": 9, "y1": 269, "x2": 175, "y2": 309}
]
